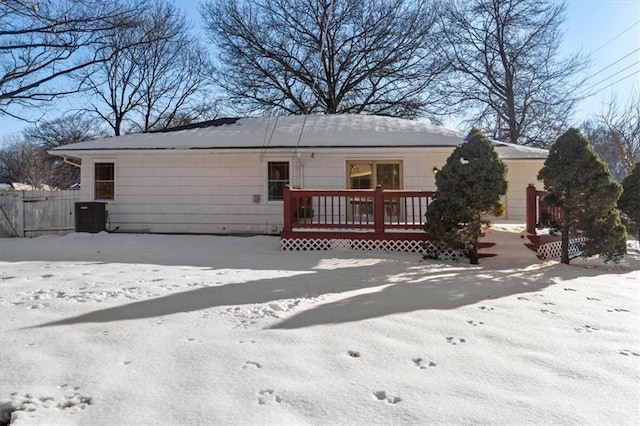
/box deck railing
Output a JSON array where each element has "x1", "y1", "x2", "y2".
[
  {"x1": 282, "y1": 186, "x2": 434, "y2": 236},
  {"x1": 525, "y1": 185, "x2": 563, "y2": 234}
]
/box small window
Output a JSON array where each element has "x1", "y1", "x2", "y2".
[
  {"x1": 95, "y1": 162, "x2": 114, "y2": 200},
  {"x1": 267, "y1": 161, "x2": 289, "y2": 201}
]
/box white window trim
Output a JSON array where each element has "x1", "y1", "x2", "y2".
[
  {"x1": 346, "y1": 159, "x2": 404, "y2": 189},
  {"x1": 92, "y1": 159, "x2": 117, "y2": 201},
  {"x1": 265, "y1": 159, "x2": 291, "y2": 203}
]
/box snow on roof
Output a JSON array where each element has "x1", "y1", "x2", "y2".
[{"x1": 51, "y1": 114, "x2": 547, "y2": 159}]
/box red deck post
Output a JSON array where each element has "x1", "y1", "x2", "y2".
[
  {"x1": 283, "y1": 186, "x2": 292, "y2": 234},
  {"x1": 374, "y1": 186, "x2": 385, "y2": 234},
  {"x1": 525, "y1": 184, "x2": 537, "y2": 235}
]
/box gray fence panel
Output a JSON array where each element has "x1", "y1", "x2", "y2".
[{"x1": 0, "y1": 190, "x2": 80, "y2": 237}]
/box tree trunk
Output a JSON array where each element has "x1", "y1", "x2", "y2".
[
  {"x1": 561, "y1": 207, "x2": 570, "y2": 264},
  {"x1": 468, "y1": 217, "x2": 480, "y2": 265}
]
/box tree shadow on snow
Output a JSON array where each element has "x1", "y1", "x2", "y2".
[{"x1": 29, "y1": 249, "x2": 628, "y2": 329}]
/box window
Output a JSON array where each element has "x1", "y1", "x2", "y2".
[
  {"x1": 347, "y1": 161, "x2": 402, "y2": 189},
  {"x1": 267, "y1": 161, "x2": 289, "y2": 201},
  {"x1": 94, "y1": 162, "x2": 115, "y2": 200}
]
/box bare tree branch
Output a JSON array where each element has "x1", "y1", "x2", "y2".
[
  {"x1": 0, "y1": 114, "x2": 104, "y2": 189},
  {"x1": 583, "y1": 91, "x2": 640, "y2": 180},
  {"x1": 0, "y1": 0, "x2": 148, "y2": 117},
  {"x1": 201, "y1": 0, "x2": 449, "y2": 120},
  {"x1": 438, "y1": 0, "x2": 588, "y2": 146},
  {"x1": 78, "y1": 1, "x2": 214, "y2": 136}
]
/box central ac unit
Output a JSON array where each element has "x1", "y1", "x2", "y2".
[{"x1": 75, "y1": 202, "x2": 108, "y2": 233}]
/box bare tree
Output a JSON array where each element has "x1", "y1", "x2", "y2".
[
  {"x1": 0, "y1": 115, "x2": 101, "y2": 188},
  {"x1": 146, "y1": 99, "x2": 223, "y2": 131},
  {"x1": 597, "y1": 92, "x2": 640, "y2": 178},
  {"x1": 0, "y1": 136, "x2": 48, "y2": 188},
  {"x1": 0, "y1": 0, "x2": 144, "y2": 118},
  {"x1": 581, "y1": 120, "x2": 626, "y2": 182},
  {"x1": 82, "y1": 1, "x2": 213, "y2": 136},
  {"x1": 438, "y1": 0, "x2": 587, "y2": 146},
  {"x1": 23, "y1": 114, "x2": 103, "y2": 150},
  {"x1": 201, "y1": 0, "x2": 449, "y2": 119},
  {"x1": 582, "y1": 93, "x2": 640, "y2": 181}
]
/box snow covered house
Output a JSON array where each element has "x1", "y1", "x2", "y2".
[{"x1": 50, "y1": 115, "x2": 547, "y2": 246}]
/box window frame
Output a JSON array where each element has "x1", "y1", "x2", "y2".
[
  {"x1": 93, "y1": 160, "x2": 116, "y2": 201},
  {"x1": 346, "y1": 160, "x2": 403, "y2": 189},
  {"x1": 266, "y1": 160, "x2": 290, "y2": 202}
]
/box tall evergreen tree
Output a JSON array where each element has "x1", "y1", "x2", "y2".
[
  {"x1": 618, "y1": 163, "x2": 640, "y2": 241},
  {"x1": 538, "y1": 128, "x2": 626, "y2": 264},
  {"x1": 425, "y1": 129, "x2": 507, "y2": 264}
]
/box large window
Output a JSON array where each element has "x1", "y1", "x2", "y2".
[
  {"x1": 94, "y1": 162, "x2": 115, "y2": 200},
  {"x1": 347, "y1": 161, "x2": 402, "y2": 189},
  {"x1": 267, "y1": 161, "x2": 289, "y2": 201}
]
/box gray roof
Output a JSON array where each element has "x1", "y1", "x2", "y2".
[{"x1": 51, "y1": 114, "x2": 548, "y2": 159}]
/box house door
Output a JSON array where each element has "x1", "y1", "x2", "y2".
[
  {"x1": 347, "y1": 161, "x2": 402, "y2": 190},
  {"x1": 347, "y1": 161, "x2": 403, "y2": 221}
]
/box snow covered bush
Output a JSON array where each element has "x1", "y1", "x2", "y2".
[
  {"x1": 618, "y1": 162, "x2": 640, "y2": 241},
  {"x1": 538, "y1": 128, "x2": 627, "y2": 264},
  {"x1": 424, "y1": 129, "x2": 507, "y2": 264}
]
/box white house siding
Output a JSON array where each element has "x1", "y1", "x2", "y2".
[
  {"x1": 74, "y1": 148, "x2": 543, "y2": 234},
  {"x1": 299, "y1": 149, "x2": 542, "y2": 222},
  {"x1": 298, "y1": 148, "x2": 452, "y2": 190},
  {"x1": 79, "y1": 151, "x2": 292, "y2": 234},
  {"x1": 503, "y1": 159, "x2": 546, "y2": 221}
]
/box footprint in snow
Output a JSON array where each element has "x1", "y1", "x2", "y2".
[
  {"x1": 608, "y1": 308, "x2": 630, "y2": 313},
  {"x1": 373, "y1": 390, "x2": 401, "y2": 404},
  {"x1": 619, "y1": 349, "x2": 640, "y2": 357},
  {"x1": 478, "y1": 305, "x2": 495, "y2": 311},
  {"x1": 412, "y1": 358, "x2": 436, "y2": 369},
  {"x1": 574, "y1": 325, "x2": 599, "y2": 333},
  {"x1": 517, "y1": 296, "x2": 529, "y2": 301},
  {"x1": 242, "y1": 361, "x2": 262, "y2": 369},
  {"x1": 586, "y1": 297, "x2": 601, "y2": 301},
  {"x1": 257, "y1": 389, "x2": 282, "y2": 405},
  {"x1": 467, "y1": 320, "x2": 484, "y2": 326},
  {"x1": 446, "y1": 337, "x2": 466, "y2": 345},
  {"x1": 5, "y1": 388, "x2": 93, "y2": 416},
  {"x1": 564, "y1": 288, "x2": 577, "y2": 292},
  {"x1": 540, "y1": 309, "x2": 556, "y2": 315},
  {"x1": 347, "y1": 350, "x2": 361, "y2": 358}
]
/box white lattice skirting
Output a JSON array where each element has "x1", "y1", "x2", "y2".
[
  {"x1": 281, "y1": 238, "x2": 466, "y2": 260},
  {"x1": 537, "y1": 237, "x2": 588, "y2": 260}
]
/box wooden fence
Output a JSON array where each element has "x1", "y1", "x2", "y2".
[{"x1": 0, "y1": 190, "x2": 80, "y2": 237}]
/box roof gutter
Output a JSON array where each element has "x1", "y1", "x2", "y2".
[{"x1": 62, "y1": 155, "x2": 82, "y2": 168}]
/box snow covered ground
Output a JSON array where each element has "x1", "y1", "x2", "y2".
[{"x1": 1, "y1": 224, "x2": 638, "y2": 425}]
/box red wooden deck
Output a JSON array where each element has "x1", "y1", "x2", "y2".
[
  {"x1": 282, "y1": 186, "x2": 435, "y2": 242},
  {"x1": 281, "y1": 185, "x2": 555, "y2": 256}
]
